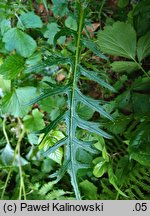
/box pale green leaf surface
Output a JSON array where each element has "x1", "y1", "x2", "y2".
[
  {"x1": 93, "y1": 158, "x2": 107, "y2": 178},
  {"x1": 1, "y1": 143, "x2": 28, "y2": 166},
  {"x1": 0, "y1": 54, "x2": 25, "y2": 79},
  {"x1": 65, "y1": 16, "x2": 77, "y2": 31},
  {"x1": 111, "y1": 61, "x2": 139, "y2": 73},
  {"x1": 0, "y1": 75, "x2": 11, "y2": 92},
  {"x1": 98, "y1": 22, "x2": 136, "y2": 59},
  {"x1": 18, "y1": 12, "x2": 43, "y2": 29},
  {"x1": 0, "y1": 19, "x2": 11, "y2": 35},
  {"x1": 44, "y1": 23, "x2": 65, "y2": 45},
  {"x1": 3, "y1": 28, "x2": 37, "y2": 57},
  {"x1": 137, "y1": 31, "x2": 150, "y2": 62},
  {"x1": 129, "y1": 125, "x2": 150, "y2": 166},
  {"x1": 23, "y1": 109, "x2": 45, "y2": 132},
  {"x1": 2, "y1": 87, "x2": 37, "y2": 117},
  {"x1": 79, "y1": 180, "x2": 98, "y2": 199}
]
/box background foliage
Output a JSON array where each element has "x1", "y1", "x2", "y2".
[{"x1": 0, "y1": 0, "x2": 150, "y2": 200}]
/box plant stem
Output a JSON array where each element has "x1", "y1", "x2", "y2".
[
  {"x1": 132, "y1": 58, "x2": 150, "y2": 79},
  {"x1": 1, "y1": 117, "x2": 26, "y2": 200},
  {"x1": 2, "y1": 115, "x2": 10, "y2": 146},
  {"x1": 68, "y1": 1, "x2": 84, "y2": 200},
  {"x1": 18, "y1": 128, "x2": 26, "y2": 200}
]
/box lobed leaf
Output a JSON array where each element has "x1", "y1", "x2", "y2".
[
  {"x1": 97, "y1": 22, "x2": 136, "y2": 59},
  {"x1": 79, "y1": 65, "x2": 116, "y2": 92},
  {"x1": 0, "y1": 54, "x2": 25, "y2": 79},
  {"x1": 3, "y1": 28, "x2": 37, "y2": 57},
  {"x1": 75, "y1": 88, "x2": 113, "y2": 120}
]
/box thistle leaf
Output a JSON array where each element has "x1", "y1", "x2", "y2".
[{"x1": 79, "y1": 65, "x2": 116, "y2": 92}]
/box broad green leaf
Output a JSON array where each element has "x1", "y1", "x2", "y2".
[
  {"x1": 137, "y1": 31, "x2": 150, "y2": 62},
  {"x1": 51, "y1": 0, "x2": 69, "y2": 17},
  {"x1": 108, "y1": 164, "x2": 127, "y2": 197},
  {"x1": 17, "y1": 12, "x2": 43, "y2": 29},
  {"x1": 65, "y1": 16, "x2": 77, "y2": 31},
  {"x1": 117, "y1": 0, "x2": 129, "y2": 8},
  {"x1": 94, "y1": 136, "x2": 109, "y2": 161},
  {"x1": 133, "y1": 0, "x2": 150, "y2": 36},
  {"x1": 2, "y1": 87, "x2": 37, "y2": 117},
  {"x1": 132, "y1": 77, "x2": 150, "y2": 91},
  {"x1": 39, "y1": 130, "x2": 64, "y2": 165},
  {"x1": 26, "y1": 53, "x2": 42, "y2": 66},
  {"x1": 39, "y1": 95, "x2": 66, "y2": 121},
  {"x1": 0, "y1": 19, "x2": 11, "y2": 35},
  {"x1": 0, "y1": 54, "x2": 25, "y2": 79},
  {"x1": 105, "y1": 114, "x2": 131, "y2": 135},
  {"x1": 44, "y1": 23, "x2": 66, "y2": 45},
  {"x1": 111, "y1": 61, "x2": 139, "y2": 73},
  {"x1": 1, "y1": 143, "x2": 28, "y2": 166},
  {"x1": 3, "y1": 28, "x2": 37, "y2": 57},
  {"x1": 0, "y1": 75, "x2": 10, "y2": 92},
  {"x1": 98, "y1": 22, "x2": 136, "y2": 59},
  {"x1": 129, "y1": 124, "x2": 150, "y2": 166},
  {"x1": 43, "y1": 137, "x2": 67, "y2": 155},
  {"x1": 132, "y1": 93, "x2": 150, "y2": 115},
  {"x1": 93, "y1": 158, "x2": 107, "y2": 178},
  {"x1": 79, "y1": 180, "x2": 98, "y2": 199},
  {"x1": 116, "y1": 90, "x2": 131, "y2": 109},
  {"x1": 116, "y1": 156, "x2": 133, "y2": 185},
  {"x1": 76, "y1": 102, "x2": 94, "y2": 120},
  {"x1": 23, "y1": 109, "x2": 45, "y2": 132}
]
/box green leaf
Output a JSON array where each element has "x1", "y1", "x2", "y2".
[
  {"x1": 117, "y1": 0, "x2": 129, "y2": 8},
  {"x1": 98, "y1": 22, "x2": 136, "y2": 59},
  {"x1": 105, "y1": 114, "x2": 131, "y2": 135},
  {"x1": 0, "y1": 19, "x2": 11, "y2": 35},
  {"x1": 79, "y1": 180, "x2": 98, "y2": 199},
  {"x1": 26, "y1": 53, "x2": 42, "y2": 67},
  {"x1": 0, "y1": 54, "x2": 25, "y2": 79},
  {"x1": 51, "y1": 0, "x2": 69, "y2": 17},
  {"x1": 0, "y1": 75, "x2": 11, "y2": 92},
  {"x1": 137, "y1": 31, "x2": 150, "y2": 62},
  {"x1": 93, "y1": 158, "x2": 107, "y2": 178},
  {"x1": 129, "y1": 123, "x2": 150, "y2": 166},
  {"x1": 76, "y1": 116, "x2": 113, "y2": 139},
  {"x1": 76, "y1": 102, "x2": 94, "y2": 120},
  {"x1": 111, "y1": 61, "x2": 139, "y2": 73},
  {"x1": 43, "y1": 137, "x2": 67, "y2": 155},
  {"x1": 28, "y1": 85, "x2": 69, "y2": 105},
  {"x1": 108, "y1": 164, "x2": 127, "y2": 197},
  {"x1": 82, "y1": 39, "x2": 108, "y2": 60},
  {"x1": 1, "y1": 143, "x2": 28, "y2": 166},
  {"x1": 132, "y1": 93, "x2": 150, "y2": 115},
  {"x1": 116, "y1": 156, "x2": 133, "y2": 185},
  {"x1": 2, "y1": 87, "x2": 37, "y2": 117},
  {"x1": 75, "y1": 88, "x2": 113, "y2": 120},
  {"x1": 23, "y1": 109, "x2": 45, "y2": 132},
  {"x1": 39, "y1": 130, "x2": 65, "y2": 165},
  {"x1": 44, "y1": 23, "x2": 66, "y2": 45},
  {"x1": 53, "y1": 27, "x2": 76, "y2": 47},
  {"x1": 65, "y1": 16, "x2": 77, "y2": 31},
  {"x1": 3, "y1": 28, "x2": 37, "y2": 57},
  {"x1": 79, "y1": 65, "x2": 116, "y2": 92},
  {"x1": 17, "y1": 12, "x2": 43, "y2": 29}
]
